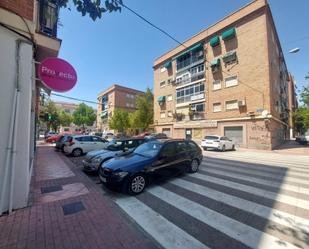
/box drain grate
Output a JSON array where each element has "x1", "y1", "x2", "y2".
[
  {"x1": 41, "y1": 185, "x2": 63, "y2": 194},
  {"x1": 62, "y1": 201, "x2": 85, "y2": 215}
]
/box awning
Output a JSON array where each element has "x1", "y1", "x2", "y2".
[
  {"x1": 222, "y1": 27, "x2": 236, "y2": 40},
  {"x1": 157, "y1": 96, "x2": 166, "y2": 102},
  {"x1": 100, "y1": 111, "x2": 108, "y2": 118},
  {"x1": 174, "y1": 43, "x2": 203, "y2": 59},
  {"x1": 222, "y1": 51, "x2": 237, "y2": 63},
  {"x1": 210, "y1": 58, "x2": 220, "y2": 67},
  {"x1": 210, "y1": 36, "x2": 220, "y2": 47},
  {"x1": 164, "y1": 61, "x2": 171, "y2": 68}
]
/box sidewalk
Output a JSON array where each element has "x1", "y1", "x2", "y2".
[{"x1": 0, "y1": 144, "x2": 160, "y2": 249}]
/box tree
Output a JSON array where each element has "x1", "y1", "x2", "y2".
[
  {"x1": 134, "y1": 88, "x2": 154, "y2": 131},
  {"x1": 294, "y1": 86, "x2": 309, "y2": 134},
  {"x1": 57, "y1": 0, "x2": 123, "y2": 21},
  {"x1": 108, "y1": 109, "x2": 129, "y2": 133},
  {"x1": 72, "y1": 103, "x2": 96, "y2": 130},
  {"x1": 59, "y1": 110, "x2": 73, "y2": 127},
  {"x1": 39, "y1": 100, "x2": 60, "y2": 131}
]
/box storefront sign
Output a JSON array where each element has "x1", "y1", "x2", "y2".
[{"x1": 38, "y1": 58, "x2": 77, "y2": 92}]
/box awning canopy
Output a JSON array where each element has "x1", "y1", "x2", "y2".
[
  {"x1": 157, "y1": 96, "x2": 166, "y2": 104},
  {"x1": 222, "y1": 27, "x2": 236, "y2": 40},
  {"x1": 174, "y1": 42, "x2": 203, "y2": 60},
  {"x1": 163, "y1": 61, "x2": 171, "y2": 68},
  {"x1": 210, "y1": 36, "x2": 220, "y2": 47},
  {"x1": 210, "y1": 58, "x2": 220, "y2": 67}
]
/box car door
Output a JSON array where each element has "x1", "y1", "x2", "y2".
[
  {"x1": 153, "y1": 142, "x2": 177, "y2": 176},
  {"x1": 78, "y1": 136, "x2": 93, "y2": 152},
  {"x1": 92, "y1": 136, "x2": 106, "y2": 150},
  {"x1": 175, "y1": 141, "x2": 191, "y2": 171}
]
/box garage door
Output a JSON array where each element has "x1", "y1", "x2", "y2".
[
  {"x1": 224, "y1": 126, "x2": 243, "y2": 146},
  {"x1": 162, "y1": 128, "x2": 171, "y2": 138}
]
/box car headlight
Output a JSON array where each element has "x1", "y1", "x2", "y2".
[
  {"x1": 92, "y1": 157, "x2": 102, "y2": 164},
  {"x1": 112, "y1": 171, "x2": 128, "y2": 178}
]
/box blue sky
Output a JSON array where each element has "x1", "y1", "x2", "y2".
[{"x1": 53, "y1": 0, "x2": 309, "y2": 107}]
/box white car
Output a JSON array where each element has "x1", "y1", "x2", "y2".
[
  {"x1": 64, "y1": 135, "x2": 109, "y2": 157},
  {"x1": 201, "y1": 135, "x2": 235, "y2": 151}
]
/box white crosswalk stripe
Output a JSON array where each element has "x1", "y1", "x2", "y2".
[{"x1": 111, "y1": 151, "x2": 309, "y2": 249}]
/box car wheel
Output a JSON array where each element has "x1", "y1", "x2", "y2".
[
  {"x1": 188, "y1": 159, "x2": 199, "y2": 173},
  {"x1": 72, "y1": 148, "x2": 83, "y2": 157},
  {"x1": 221, "y1": 145, "x2": 226, "y2": 152},
  {"x1": 125, "y1": 174, "x2": 146, "y2": 195},
  {"x1": 203, "y1": 147, "x2": 207, "y2": 151},
  {"x1": 61, "y1": 145, "x2": 65, "y2": 152}
]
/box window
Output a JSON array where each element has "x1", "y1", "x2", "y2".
[
  {"x1": 64, "y1": 109, "x2": 71, "y2": 113},
  {"x1": 161, "y1": 142, "x2": 176, "y2": 157},
  {"x1": 187, "y1": 141, "x2": 199, "y2": 150},
  {"x1": 176, "y1": 82, "x2": 205, "y2": 104},
  {"x1": 167, "y1": 111, "x2": 173, "y2": 117},
  {"x1": 225, "y1": 76, "x2": 238, "y2": 88},
  {"x1": 126, "y1": 103, "x2": 130, "y2": 107},
  {"x1": 167, "y1": 78, "x2": 172, "y2": 85},
  {"x1": 213, "y1": 103, "x2": 221, "y2": 112},
  {"x1": 225, "y1": 100, "x2": 238, "y2": 110},
  {"x1": 160, "y1": 81, "x2": 166, "y2": 88},
  {"x1": 213, "y1": 80, "x2": 221, "y2": 90},
  {"x1": 176, "y1": 141, "x2": 187, "y2": 152},
  {"x1": 160, "y1": 112, "x2": 166, "y2": 118},
  {"x1": 167, "y1": 95, "x2": 173, "y2": 101},
  {"x1": 191, "y1": 102, "x2": 205, "y2": 112},
  {"x1": 92, "y1": 136, "x2": 103, "y2": 142},
  {"x1": 160, "y1": 67, "x2": 166, "y2": 73}
]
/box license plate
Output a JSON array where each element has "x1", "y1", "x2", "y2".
[
  {"x1": 206, "y1": 142, "x2": 212, "y2": 144},
  {"x1": 99, "y1": 175, "x2": 107, "y2": 183}
]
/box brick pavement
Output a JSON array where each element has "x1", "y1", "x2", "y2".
[{"x1": 0, "y1": 145, "x2": 161, "y2": 249}]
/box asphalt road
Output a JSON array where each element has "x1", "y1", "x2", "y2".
[{"x1": 69, "y1": 150, "x2": 309, "y2": 249}]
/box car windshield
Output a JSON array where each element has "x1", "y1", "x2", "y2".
[
  {"x1": 134, "y1": 141, "x2": 163, "y2": 157},
  {"x1": 106, "y1": 140, "x2": 123, "y2": 151},
  {"x1": 205, "y1": 136, "x2": 219, "y2": 140}
]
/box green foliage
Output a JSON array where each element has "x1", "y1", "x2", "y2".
[
  {"x1": 294, "y1": 86, "x2": 309, "y2": 133},
  {"x1": 133, "y1": 88, "x2": 154, "y2": 131},
  {"x1": 40, "y1": 100, "x2": 60, "y2": 131},
  {"x1": 57, "y1": 0, "x2": 123, "y2": 21},
  {"x1": 109, "y1": 109, "x2": 130, "y2": 133},
  {"x1": 59, "y1": 111, "x2": 73, "y2": 127},
  {"x1": 72, "y1": 103, "x2": 96, "y2": 128}
]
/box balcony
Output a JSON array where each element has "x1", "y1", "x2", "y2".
[
  {"x1": 189, "y1": 112, "x2": 206, "y2": 120},
  {"x1": 176, "y1": 71, "x2": 205, "y2": 87},
  {"x1": 176, "y1": 93, "x2": 205, "y2": 104},
  {"x1": 176, "y1": 55, "x2": 204, "y2": 72},
  {"x1": 38, "y1": 0, "x2": 59, "y2": 38}
]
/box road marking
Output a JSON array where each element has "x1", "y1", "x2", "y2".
[
  {"x1": 148, "y1": 186, "x2": 301, "y2": 249},
  {"x1": 115, "y1": 196, "x2": 210, "y2": 249},
  {"x1": 191, "y1": 173, "x2": 309, "y2": 211},
  {"x1": 170, "y1": 178, "x2": 309, "y2": 230}
]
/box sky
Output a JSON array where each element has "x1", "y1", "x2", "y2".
[{"x1": 53, "y1": 0, "x2": 309, "y2": 108}]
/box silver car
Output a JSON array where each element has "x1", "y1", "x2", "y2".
[{"x1": 82, "y1": 138, "x2": 145, "y2": 173}]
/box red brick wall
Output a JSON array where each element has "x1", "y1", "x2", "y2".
[{"x1": 0, "y1": 0, "x2": 34, "y2": 21}]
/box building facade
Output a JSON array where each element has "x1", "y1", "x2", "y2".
[
  {"x1": 54, "y1": 101, "x2": 96, "y2": 133},
  {"x1": 96, "y1": 84, "x2": 144, "y2": 133},
  {"x1": 0, "y1": 0, "x2": 61, "y2": 214},
  {"x1": 287, "y1": 73, "x2": 298, "y2": 139},
  {"x1": 153, "y1": 0, "x2": 291, "y2": 150}
]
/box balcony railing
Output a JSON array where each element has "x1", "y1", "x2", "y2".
[
  {"x1": 176, "y1": 93, "x2": 205, "y2": 104},
  {"x1": 176, "y1": 55, "x2": 204, "y2": 72},
  {"x1": 39, "y1": 0, "x2": 59, "y2": 37},
  {"x1": 189, "y1": 112, "x2": 206, "y2": 120},
  {"x1": 176, "y1": 71, "x2": 205, "y2": 87}
]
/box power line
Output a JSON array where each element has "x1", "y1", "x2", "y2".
[
  {"x1": 51, "y1": 93, "x2": 101, "y2": 106},
  {"x1": 117, "y1": 1, "x2": 265, "y2": 108}
]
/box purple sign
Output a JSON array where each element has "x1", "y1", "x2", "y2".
[{"x1": 38, "y1": 58, "x2": 77, "y2": 92}]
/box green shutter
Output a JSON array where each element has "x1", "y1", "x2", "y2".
[
  {"x1": 157, "y1": 96, "x2": 166, "y2": 105},
  {"x1": 210, "y1": 36, "x2": 220, "y2": 47},
  {"x1": 222, "y1": 27, "x2": 236, "y2": 40},
  {"x1": 222, "y1": 51, "x2": 237, "y2": 63},
  {"x1": 174, "y1": 43, "x2": 203, "y2": 59},
  {"x1": 163, "y1": 61, "x2": 171, "y2": 68},
  {"x1": 210, "y1": 58, "x2": 220, "y2": 67}
]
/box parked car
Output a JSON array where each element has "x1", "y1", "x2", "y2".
[
  {"x1": 82, "y1": 138, "x2": 145, "y2": 173},
  {"x1": 44, "y1": 131, "x2": 58, "y2": 140},
  {"x1": 296, "y1": 135, "x2": 309, "y2": 145},
  {"x1": 103, "y1": 132, "x2": 114, "y2": 141},
  {"x1": 132, "y1": 131, "x2": 153, "y2": 138},
  {"x1": 63, "y1": 135, "x2": 109, "y2": 157},
  {"x1": 55, "y1": 134, "x2": 75, "y2": 151},
  {"x1": 145, "y1": 133, "x2": 168, "y2": 140},
  {"x1": 201, "y1": 135, "x2": 235, "y2": 151},
  {"x1": 45, "y1": 134, "x2": 62, "y2": 143},
  {"x1": 98, "y1": 139, "x2": 203, "y2": 195}
]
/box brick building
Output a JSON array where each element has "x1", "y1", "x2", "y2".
[
  {"x1": 287, "y1": 73, "x2": 298, "y2": 139},
  {"x1": 0, "y1": 0, "x2": 61, "y2": 213},
  {"x1": 96, "y1": 84, "x2": 144, "y2": 133},
  {"x1": 153, "y1": 0, "x2": 292, "y2": 150}
]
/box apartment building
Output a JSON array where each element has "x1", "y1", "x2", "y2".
[
  {"x1": 96, "y1": 84, "x2": 144, "y2": 132},
  {"x1": 153, "y1": 0, "x2": 291, "y2": 150},
  {"x1": 54, "y1": 101, "x2": 96, "y2": 133},
  {"x1": 287, "y1": 74, "x2": 298, "y2": 139},
  {"x1": 0, "y1": 0, "x2": 61, "y2": 213}
]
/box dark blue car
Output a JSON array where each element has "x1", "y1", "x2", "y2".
[{"x1": 98, "y1": 139, "x2": 203, "y2": 195}]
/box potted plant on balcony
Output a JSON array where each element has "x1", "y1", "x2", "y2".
[{"x1": 173, "y1": 112, "x2": 184, "y2": 121}]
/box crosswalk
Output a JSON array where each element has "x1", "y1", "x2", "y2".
[{"x1": 113, "y1": 151, "x2": 309, "y2": 249}]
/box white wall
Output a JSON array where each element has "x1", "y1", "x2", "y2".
[{"x1": 0, "y1": 26, "x2": 34, "y2": 213}]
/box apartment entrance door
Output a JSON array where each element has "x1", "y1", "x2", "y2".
[{"x1": 185, "y1": 129, "x2": 192, "y2": 140}]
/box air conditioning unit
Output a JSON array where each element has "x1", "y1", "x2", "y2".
[{"x1": 238, "y1": 100, "x2": 246, "y2": 107}]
